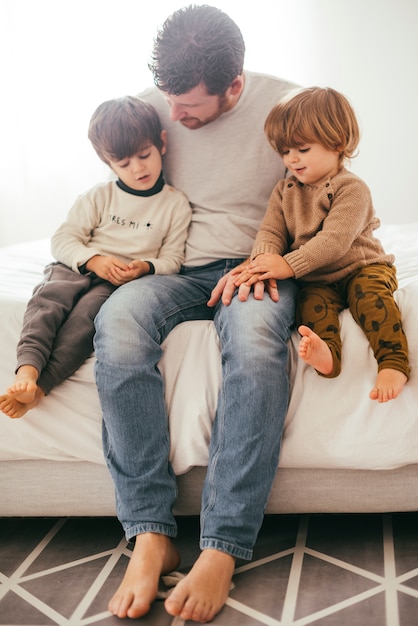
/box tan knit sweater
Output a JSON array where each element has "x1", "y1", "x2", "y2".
[{"x1": 251, "y1": 168, "x2": 393, "y2": 284}]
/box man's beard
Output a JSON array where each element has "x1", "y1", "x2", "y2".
[{"x1": 179, "y1": 94, "x2": 229, "y2": 129}]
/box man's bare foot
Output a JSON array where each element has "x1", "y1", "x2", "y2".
[
  {"x1": 369, "y1": 368, "x2": 408, "y2": 402},
  {"x1": 0, "y1": 386, "x2": 44, "y2": 418},
  {"x1": 108, "y1": 533, "x2": 180, "y2": 619},
  {"x1": 298, "y1": 325, "x2": 334, "y2": 375},
  {"x1": 165, "y1": 549, "x2": 235, "y2": 623},
  {"x1": 7, "y1": 365, "x2": 39, "y2": 403}
]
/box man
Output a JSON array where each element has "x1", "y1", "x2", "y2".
[{"x1": 94, "y1": 4, "x2": 298, "y2": 622}]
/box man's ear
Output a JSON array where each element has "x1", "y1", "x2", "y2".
[{"x1": 229, "y1": 75, "x2": 244, "y2": 96}]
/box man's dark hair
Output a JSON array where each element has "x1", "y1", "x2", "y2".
[{"x1": 148, "y1": 4, "x2": 245, "y2": 96}]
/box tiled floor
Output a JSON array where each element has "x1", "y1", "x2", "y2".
[{"x1": 1, "y1": 513, "x2": 418, "y2": 625}]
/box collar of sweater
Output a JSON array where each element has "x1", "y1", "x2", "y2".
[{"x1": 116, "y1": 171, "x2": 165, "y2": 197}]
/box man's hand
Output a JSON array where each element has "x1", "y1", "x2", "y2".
[
  {"x1": 234, "y1": 253, "x2": 294, "y2": 287},
  {"x1": 86, "y1": 256, "x2": 152, "y2": 286},
  {"x1": 207, "y1": 261, "x2": 280, "y2": 307}
]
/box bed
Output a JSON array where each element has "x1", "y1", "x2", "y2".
[{"x1": 1, "y1": 223, "x2": 418, "y2": 517}]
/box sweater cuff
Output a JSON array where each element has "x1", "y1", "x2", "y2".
[
  {"x1": 283, "y1": 251, "x2": 310, "y2": 279},
  {"x1": 251, "y1": 243, "x2": 280, "y2": 260},
  {"x1": 78, "y1": 262, "x2": 89, "y2": 275}
]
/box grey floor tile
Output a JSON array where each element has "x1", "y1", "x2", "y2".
[
  {"x1": 307, "y1": 513, "x2": 385, "y2": 576},
  {"x1": 305, "y1": 592, "x2": 386, "y2": 625},
  {"x1": 398, "y1": 591, "x2": 418, "y2": 626},
  {"x1": 1, "y1": 513, "x2": 418, "y2": 625},
  {"x1": 295, "y1": 553, "x2": 381, "y2": 620},
  {"x1": 393, "y1": 512, "x2": 418, "y2": 577}
]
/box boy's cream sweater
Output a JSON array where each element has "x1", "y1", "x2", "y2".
[{"x1": 51, "y1": 180, "x2": 191, "y2": 275}]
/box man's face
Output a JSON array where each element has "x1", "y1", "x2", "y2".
[{"x1": 164, "y1": 83, "x2": 229, "y2": 129}]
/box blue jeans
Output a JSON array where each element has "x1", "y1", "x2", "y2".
[{"x1": 94, "y1": 259, "x2": 297, "y2": 561}]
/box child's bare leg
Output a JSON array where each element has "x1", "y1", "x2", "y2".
[
  {"x1": 8, "y1": 365, "x2": 39, "y2": 403},
  {"x1": 165, "y1": 548, "x2": 235, "y2": 623},
  {"x1": 108, "y1": 532, "x2": 180, "y2": 620},
  {"x1": 298, "y1": 325, "x2": 334, "y2": 376},
  {"x1": 0, "y1": 386, "x2": 45, "y2": 418},
  {"x1": 369, "y1": 368, "x2": 408, "y2": 403}
]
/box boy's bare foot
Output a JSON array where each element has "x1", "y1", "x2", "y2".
[
  {"x1": 298, "y1": 325, "x2": 334, "y2": 376},
  {"x1": 108, "y1": 533, "x2": 180, "y2": 619},
  {"x1": 369, "y1": 368, "x2": 408, "y2": 402},
  {"x1": 0, "y1": 386, "x2": 44, "y2": 418},
  {"x1": 165, "y1": 549, "x2": 235, "y2": 623},
  {"x1": 7, "y1": 365, "x2": 39, "y2": 403}
]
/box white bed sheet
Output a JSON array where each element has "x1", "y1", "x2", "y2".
[{"x1": 1, "y1": 224, "x2": 418, "y2": 474}]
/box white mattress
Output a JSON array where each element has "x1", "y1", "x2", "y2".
[{"x1": 1, "y1": 224, "x2": 418, "y2": 474}]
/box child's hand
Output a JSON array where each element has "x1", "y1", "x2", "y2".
[
  {"x1": 235, "y1": 253, "x2": 294, "y2": 285},
  {"x1": 123, "y1": 259, "x2": 155, "y2": 281},
  {"x1": 86, "y1": 256, "x2": 155, "y2": 285},
  {"x1": 86, "y1": 255, "x2": 127, "y2": 283}
]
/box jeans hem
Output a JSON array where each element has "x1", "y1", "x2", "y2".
[
  {"x1": 200, "y1": 538, "x2": 253, "y2": 561},
  {"x1": 125, "y1": 523, "x2": 177, "y2": 542}
]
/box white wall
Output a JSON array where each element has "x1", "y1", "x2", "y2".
[{"x1": 1, "y1": 0, "x2": 417, "y2": 246}]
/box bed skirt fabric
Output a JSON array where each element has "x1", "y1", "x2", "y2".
[{"x1": 2, "y1": 461, "x2": 418, "y2": 517}]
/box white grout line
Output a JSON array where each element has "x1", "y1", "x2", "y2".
[
  {"x1": 292, "y1": 585, "x2": 386, "y2": 626},
  {"x1": 76, "y1": 609, "x2": 113, "y2": 624},
  {"x1": 234, "y1": 548, "x2": 296, "y2": 575},
  {"x1": 396, "y1": 567, "x2": 418, "y2": 584},
  {"x1": 71, "y1": 535, "x2": 128, "y2": 623},
  {"x1": 395, "y1": 584, "x2": 418, "y2": 600},
  {"x1": 225, "y1": 596, "x2": 282, "y2": 625},
  {"x1": 383, "y1": 513, "x2": 400, "y2": 626},
  {"x1": 4, "y1": 582, "x2": 72, "y2": 625},
  {"x1": 10, "y1": 518, "x2": 68, "y2": 580},
  {"x1": 280, "y1": 514, "x2": 309, "y2": 625},
  {"x1": 303, "y1": 548, "x2": 384, "y2": 583},
  {"x1": 0, "y1": 517, "x2": 68, "y2": 604},
  {"x1": 18, "y1": 548, "x2": 121, "y2": 582}
]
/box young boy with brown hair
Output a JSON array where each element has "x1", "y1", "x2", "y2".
[
  {"x1": 235, "y1": 86, "x2": 409, "y2": 402},
  {"x1": 0, "y1": 96, "x2": 191, "y2": 418}
]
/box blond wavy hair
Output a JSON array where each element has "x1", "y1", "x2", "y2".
[{"x1": 264, "y1": 86, "x2": 360, "y2": 165}]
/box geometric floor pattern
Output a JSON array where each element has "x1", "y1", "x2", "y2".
[{"x1": 1, "y1": 512, "x2": 418, "y2": 625}]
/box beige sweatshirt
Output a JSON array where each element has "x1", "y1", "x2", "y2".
[
  {"x1": 251, "y1": 168, "x2": 393, "y2": 284},
  {"x1": 51, "y1": 180, "x2": 191, "y2": 275}
]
